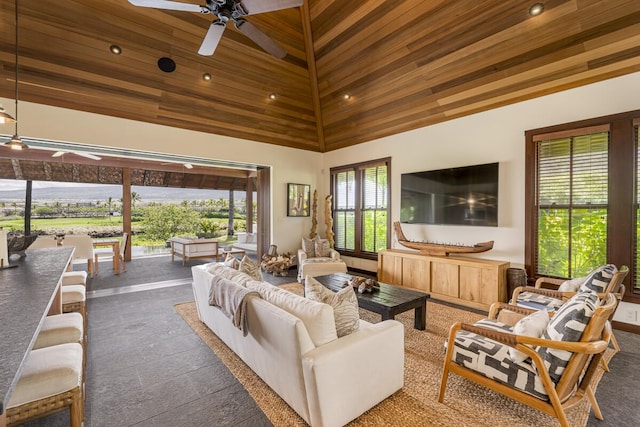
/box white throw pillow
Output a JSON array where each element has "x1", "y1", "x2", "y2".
[
  {"x1": 508, "y1": 309, "x2": 550, "y2": 363},
  {"x1": 240, "y1": 256, "x2": 263, "y2": 281},
  {"x1": 305, "y1": 276, "x2": 360, "y2": 337},
  {"x1": 314, "y1": 239, "x2": 332, "y2": 258},
  {"x1": 302, "y1": 236, "x2": 317, "y2": 258},
  {"x1": 246, "y1": 280, "x2": 337, "y2": 347}
]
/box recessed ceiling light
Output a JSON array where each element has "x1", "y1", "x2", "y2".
[
  {"x1": 202, "y1": 72, "x2": 212, "y2": 81},
  {"x1": 343, "y1": 94, "x2": 351, "y2": 100},
  {"x1": 528, "y1": 3, "x2": 544, "y2": 16},
  {"x1": 268, "y1": 93, "x2": 277, "y2": 100},
  {"x1": 109, "y1": 44, "x2": 122, "y2": 55}
]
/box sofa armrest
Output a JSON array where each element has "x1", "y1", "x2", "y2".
[
  {"x1": 329, "y1": 248, "x2": 340, "y2": 260},
  {"x1": 298, "y1": 249, "x2": 308, "y2": 263},
  {"x1": 301, "y1": 320, "x2": 404, "y2": 427}
]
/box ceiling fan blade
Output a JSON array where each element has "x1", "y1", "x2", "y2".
[
  {"x1": 239, "y1": 0, "x2": 303, "y2": 15},
  {"x1": 128, "y1": 0, "x2": 203, "y2": 13},
  {"x1": 198, "y1": 20, "x2": 226, "y2": 56},
  {"x1": 52, "y1": 151, "x2": 101, "y2": 161},
  {"x1": 235, "y1": 19, "x2": 286, "y2": 59}
]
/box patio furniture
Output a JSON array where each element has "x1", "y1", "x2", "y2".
[
  {"x1": 93, "y1": 233, "x2": 128, "y2": 275},
  {"x1": 171, "y1": 237, "x2": 221, "y2": 266},
  {"x1": 439, "y1": 292, "x2": 617, "y2": 427}
]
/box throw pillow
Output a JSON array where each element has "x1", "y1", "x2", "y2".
[
  {"x1": 224, "y1": 254, "x2": 240, "y2": 270},
  {"x1": 305, "y1": 276, "x2": 359, "y2": 337},
  {"x1": 557, "y1": 276, "x2": 586, "y2": 292},
  {"x1": 508, "y1": 309, "x2": 550, "y2": 363},
  {"x1": 245, "y1": 233, "x2": 256, "y2": 243},
  {"x1": 246, "y1": 280, "x2": 338, "y2": 347},
  {"x1": 302, "y1": 236, "x2": 317, "y2": 259},
  {"x1": 240, "y1": 255, "x2": 263, "y2": 281},
  {"x1": 578, "y1": 264, "x2": 617, "y2": 294},
  {"x1": 537, "y1": 290, "x2": 598, "y2": 383},
  {"x1": 314, "y1": 239, "x2": 332, "y2": 258}
]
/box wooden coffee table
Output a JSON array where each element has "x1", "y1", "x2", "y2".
[{"x1": 314, "y1": 273, "x2": 430, "y2": 330}]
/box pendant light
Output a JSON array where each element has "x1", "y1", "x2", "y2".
[{"x1": 5, "y1": 0, "x2": 27, "y2": 151}]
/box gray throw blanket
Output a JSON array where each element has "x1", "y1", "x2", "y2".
[{"x1": 208, "y1": 275, "x2": 260, "y2": 336}]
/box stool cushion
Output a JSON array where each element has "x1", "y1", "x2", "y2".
[
  {"x1": 7, "y1": 343, "x2": 83, "y2": 408},
  {"x1": 62, "y1": 271, "x2": 87, "y2": 286},
  {"x1": 33, "y1": 313, "x2": 84, "y2": 349},
  {"x1": 61, "y1": 285, "x2": 86, "y2": 304}
]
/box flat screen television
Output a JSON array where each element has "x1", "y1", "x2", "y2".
[{"x1": 400, "y1": 162, "x2": 499, "y2": 226}]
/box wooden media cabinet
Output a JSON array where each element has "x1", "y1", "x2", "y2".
[{"x1": 378, "y1": 249, "x2": 510, "y2": 311}]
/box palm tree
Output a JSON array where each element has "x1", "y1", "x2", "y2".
[
  {"x1": 228, "y1": 190, "x2": 235, "y2": 236},
  {"x1": 131, "y1": 191, "x2": 141, "y2": 209}
]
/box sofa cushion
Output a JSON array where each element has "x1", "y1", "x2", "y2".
[
  {"x1": 509, "y1": 309, "x2": 550, "y2": 363},
  {"x1": 578, "y1": 264, "x2": 617, "y2": 293},
  {"x1": 240, "y1": 256, "x2": 263, "y2": 281},
  {"x1": 537, "y1": 290, "x2": 598, "y2": 384},
  {"x1": 224, "y1": 254, "x2": 240, "y2": 269},
  {"x1": 246, "y1": 280, "x2": 337, "y2": 347},
  {"x1": 305, "y1": 276, "x2": 360, "y2": 337}
]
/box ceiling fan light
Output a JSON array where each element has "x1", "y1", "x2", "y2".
[
  {"x1": 6, "y1": 134, "x2": 27, "y2": 150},
  {"x1": 528, "y1": 3, "x2": 544, "y2": 16},
  {"x1": 0, "y1": 105, "x2": 16, "y2": 124}
]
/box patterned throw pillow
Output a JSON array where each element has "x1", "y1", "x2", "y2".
[
  {"x1": 537, "y1": 290, "x2": 598, "y2": 384},
  {"x1": 302, "y1": 236, "x2": 317, "y2": 258},
  {"x1": 305, "y1": 276, "x2": 359, "y2": 337},
  {"x1": 509, "y1": 309, "x2": 550, "y2": 363},
  {"x1": 314, "y1": 239, "x2": 332, "y2": 258},
  {"x1": 240, "y1": 255, "x2": 263, "y2": 281},
  {"x1": 578, "y1": 264, "x2": 617, "y2": 293},
  {"x1": 224, "y1": 253, "x2": 240, "y2": 270}
]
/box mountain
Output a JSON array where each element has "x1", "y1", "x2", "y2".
[{"x1": 0, "y1": 184, "x2": 245, "y2": 203}]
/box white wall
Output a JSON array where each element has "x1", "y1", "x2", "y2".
[
  {"x1": 0, "y1": 99, "x2": 322, "y2": 255},
  {"x1": 322, "y1": 71, "x2": 640, "y2": 325}
]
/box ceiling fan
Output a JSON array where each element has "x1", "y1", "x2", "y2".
[
  {"x1": 128, "y1": 0, "x2": 303, "y2": 58},
  {"x1": 52, "y1": 151, "x2": 102, "y2": 161}
]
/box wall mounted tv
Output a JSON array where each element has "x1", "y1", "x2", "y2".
[{"x1": 400, "y1": 162, "x2": 499, "y2": 226}]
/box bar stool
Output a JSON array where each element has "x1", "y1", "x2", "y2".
[
  {"x1": 62, "y1": 271, "x2": 88, "y2": 287},
  {"x1": 62, "y1": 285, "x2": 87, "y2": 340},
  {"x1": 6, "y1": 343, "x2": 84, "y2": 427}
]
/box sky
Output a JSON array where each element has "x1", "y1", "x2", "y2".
[{"x1": 0, "y1": 179, "x2": 103, "y2": 191}]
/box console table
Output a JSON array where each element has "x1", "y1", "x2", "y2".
[{"x1": 0, "y1": 247, "x2": 74, "y2": 425}]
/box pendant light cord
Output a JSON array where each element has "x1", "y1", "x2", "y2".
[{"x1": 14, "y1": 0, "x2": 19, "y2": 134}]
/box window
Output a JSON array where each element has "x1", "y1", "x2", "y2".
[
  {"x1": 331, "y1": 158, "x2": 390, "y2": 259},
  {"x1": 535, "y1": 128, "x2": 609, "y2": 278},
  {"x1": 525, "y1": 110, "x2": 640, "y2": 303}
]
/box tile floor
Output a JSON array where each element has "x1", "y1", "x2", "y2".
[{"x1": 18, "y1": 255, "x2": 640, "y2": 426}]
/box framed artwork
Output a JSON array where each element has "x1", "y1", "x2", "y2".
[{"x1": 287, "y1": 183, "x2": 310, "y2": 217}]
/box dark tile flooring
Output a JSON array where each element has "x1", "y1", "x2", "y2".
[{"x1": 19, "y1": 254, "x2": 640, "y2": 426}]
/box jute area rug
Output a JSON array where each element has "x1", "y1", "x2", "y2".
[{"x1": 175, "y1": 282, "x2": 612, "y2": 427}]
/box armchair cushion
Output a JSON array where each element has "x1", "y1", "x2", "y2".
[
  {"x1": 449, "y1": 318, "x2": 549, "y2": 400},
  {"x1": 537, "y1": 290, "x2": 598, "y2": 383},
  {"x1": 516, "y1": 291, "x2": 564, "y2": 311},
  {"x1": 302, "y1": 236, "x2": 318, "y2": 258},
  {"x1": 578, "y1": 264, "x2": 617, "y2": 293},
  {"x1": 509, "y1": 309, "x2": 550, "y2": 363}
]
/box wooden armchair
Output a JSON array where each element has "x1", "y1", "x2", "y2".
[{"x1": 439, "y1": 293, "x2": 616, "y2": 427}]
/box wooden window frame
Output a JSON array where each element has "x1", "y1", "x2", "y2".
[
  {"x1": 525, "y1": 109, "x2": 640, "y2": 303},
  {"x1": 330, "y1": 157, "x2": 391, "y2": 261}
]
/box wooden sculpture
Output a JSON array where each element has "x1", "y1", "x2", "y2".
[
  {"x1": 310, "y1": 189, "x2": 318, "y2": 239},
  {"x1": 393, "y1": 222, "x2": 493, "y2": 256},
  {"x1": 325, "y1": 195, "x2": 334, "y2": 248}
]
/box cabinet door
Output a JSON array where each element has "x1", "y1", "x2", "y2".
[
  {"x1": 459, "y1": 266, "x2": 497, "y2": 306},
  {"x1": 379, "y1": 253, "x2": 403, "y2": 285},
  {"x1": 431, "y1": 262, "x2": 459, "y2": 297},
  {"x1": 402, "y1": 257, "x2": 430, "y2": 292}
]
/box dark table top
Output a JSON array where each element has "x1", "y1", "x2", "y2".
[
  {"x1": 314, "y1": 272, "x2": 430, "y2": 309},
  {"x1": 0, "y1": 247, "x2": 73, "y2": 414}
]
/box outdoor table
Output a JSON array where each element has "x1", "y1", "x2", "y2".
[{"x1": 93, "y1": 239, "x2": 121, "y2": 274}]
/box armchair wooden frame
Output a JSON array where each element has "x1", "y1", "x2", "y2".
[{"x1": 439, "y1": 295, "x2": 616, "y2": 427}]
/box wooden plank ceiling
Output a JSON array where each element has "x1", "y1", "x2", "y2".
[{"x1": 0, "y1": 0, "x2": 639, "y2": 153}]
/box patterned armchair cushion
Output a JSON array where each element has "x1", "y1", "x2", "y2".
[
  {"x1": 578, "y1": 264, "x2": 617, "y2": 293},
  {"x1": 449, "y1": 318, "x2": 549, "y2": 400},
  {"x1": 516, "y1": 291, "x2": 564, "y2": 311},
  {"x1": 537, "y1": 290, "x2": 599, "y2": 384}
]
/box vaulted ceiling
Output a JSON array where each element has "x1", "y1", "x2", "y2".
[{"x1": 1, "y1": 0, "x2": 639, "y2": 153}]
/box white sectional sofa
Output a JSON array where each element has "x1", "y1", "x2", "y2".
[{"x1": 191, "y1": 263, "x2": 404, "y2": 427}]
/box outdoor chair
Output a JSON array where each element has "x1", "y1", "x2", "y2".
[
  {"x1": 62, "y1": 234, "x2": 95, "y2": 277},
  {"x1": 439, "y1": 292, "x2": 616, "y2": 427},
  {"x1": 94, "y1": 232, "x2": 128, "y2": 274}
]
